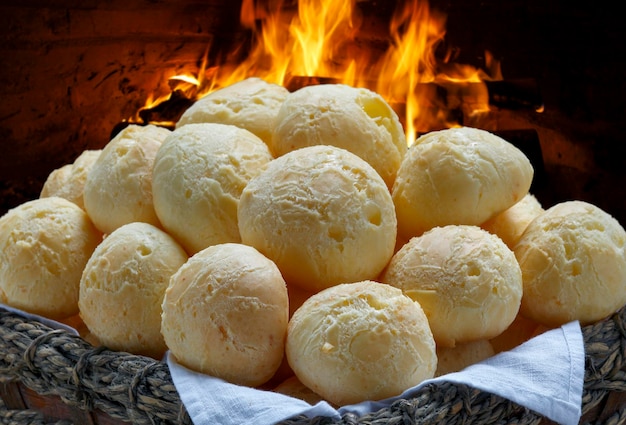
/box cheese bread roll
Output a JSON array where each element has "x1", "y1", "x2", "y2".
[
  {"x1": 286, "y1": 281, "x2": 436, "y2": 406},
  {"x1": 238, "y1": 145, "x2": 397, "y2": 292},
  {"x1": 515, "y1": 200, "x2": 626, "y2": 327},
  {"x1": 272, "y1": 84, "x2": 407, "y2": 189},
  {"x1": 0, "y1": 197, "x2": 102, "y2": 319},
  {"x1": 382, "y1": 225, "x2": 523, "y2": 347},
  {"x1": 161, "y1": 243, "x2": 289, "y2": 387},
  {"x1": 393, "y1": 127, "x2": 533, "y2": 239}
]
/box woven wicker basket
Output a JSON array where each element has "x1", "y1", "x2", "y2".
[{"x1": 1, "y1": 305, "x2": 625, "y2": 425}]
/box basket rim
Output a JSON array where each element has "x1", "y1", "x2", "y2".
[{"x1": 1, "y1": 304, "x2": 626, "y2": 425}]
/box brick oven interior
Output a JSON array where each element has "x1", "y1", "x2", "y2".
[{"x1": 1, "y1": 0, "x2": 625, "y2": 225}]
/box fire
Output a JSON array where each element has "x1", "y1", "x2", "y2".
[
  {"x1": 217, "y1": 0, "x2": 365, "y2": 87},
  {"x1": 375, "y1": 0, "x2": 447, "y2": 143},
  {"x1": 129, "y1": 0, "x2": 502, "y2": 146}
]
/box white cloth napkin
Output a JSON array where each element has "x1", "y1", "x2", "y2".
[
  {"x1": 0, "y1": 304, "x2": 585, "y2": 424},
  {"x1": 168, "y1": 320, "x2": 585, "y2": 425}
]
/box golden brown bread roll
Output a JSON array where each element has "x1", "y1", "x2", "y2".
[
  {"x1": 489, "y1": 312, "x2": 543, "y2": 353},
  {"x1": 273, "y1": 376, "x2": 328, "y2": 406},
  {"x1": 435, "y1": 339, "x2": 495, "y2": 376},
  {"x1": 176, "y1": 77, "x2": 289, "y2": 145},
  {"x1": 382, "y1": 224, "x2": 523, "y2": 347},
  {"x1": 40, "y1": 149, "x2": 102, "y2": 210},
  {"x1": 83, "y1": 124, "x2": 170, "y2": 234},
  {"x1": 161, "y1": 243, "x2": 289, "y2": 387},
  {"x1": 40, "y1": 164, "x2": 72, "y2": 201},
  {"x1": 79, "y1": 222, "x2": 188, "y2": 358},
  {"x1": 271, "y1": 83, "x2": 407, "y2": 189},
  {"x1": 515, "y1": 200, "x2": 626, "y2": 327},
  {"x1": 286, "y1": 281, "x2": 437, "y2": 406},
  {"x1": 238, "y1": 145, "x2": 397, "y2": 293},
  {"x1": 392, "y1": 126, "x2": 534, "y2": 239},
  {"x1": 481, "y1": 193, "x2": 544, "y2": 249},
  {"x1": 152, "y1": 122, "x2": 273, "y2": 254},
  {"x1": 0, "y1": 197, "x2": 102, "y2": 319}
]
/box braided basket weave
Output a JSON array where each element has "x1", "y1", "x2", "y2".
[{"x1": 1, "y1": 305, "x2": 625, "y2": 425}]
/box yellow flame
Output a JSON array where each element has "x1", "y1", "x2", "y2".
[
  {"x1": 132, "y1": 0, "x2": 502, "y2": 145},
  {"x1": 375, "y1": 0, "x2": 447, "y2": 144},
  {"x1": 170, "y1": 74, "x2": 200, "y2": 86}
]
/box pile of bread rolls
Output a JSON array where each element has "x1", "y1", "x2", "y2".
[{"x1": 1, "y1": 77, "x2": 625, "y2": 407}]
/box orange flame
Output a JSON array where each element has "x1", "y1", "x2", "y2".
[
  {"x1": 131, "y1": 0, "x2": 502, "y2": 145},
  {"x1": 375, "y1": 0, "x2": 447, "y2": 143}
]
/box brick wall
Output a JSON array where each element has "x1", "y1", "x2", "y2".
[{"x1": 0, "y1": 0, "x2": 247, "y2": 209}]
